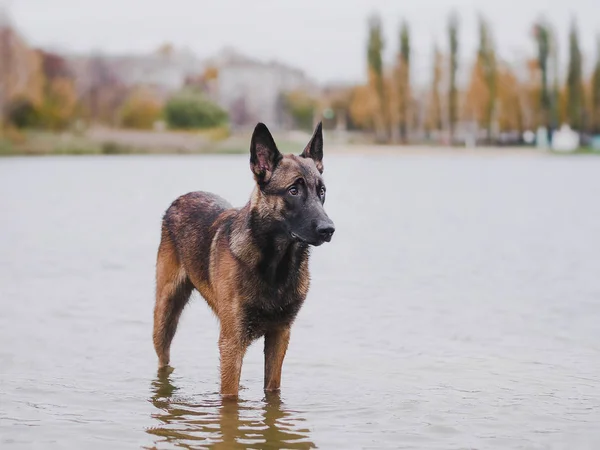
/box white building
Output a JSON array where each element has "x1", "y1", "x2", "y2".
[
  {"x1": 66, "y1": 46, "x2": 205, "y2": 95},
  {"x1": 213, "y1": 48, "x2": 317, "y2": 130}
]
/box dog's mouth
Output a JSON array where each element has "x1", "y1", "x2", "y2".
[
  {"x1": 290, "y1": 232, "x2": 325, "y2": 247},
  {"x1": 290, "y1": 232, "x2": 306, "y2": 243}
]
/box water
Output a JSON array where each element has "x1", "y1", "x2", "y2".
[{"x1": 1, "y1": 153, "x2": 600, "y2": 449}]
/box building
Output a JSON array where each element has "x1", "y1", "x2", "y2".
[
  {"x1": 212, "y1": 48, "x2": 317, "y2": 130},
  {"x1": 66, "y1": 45, "x2": 205, "y2": 96}
]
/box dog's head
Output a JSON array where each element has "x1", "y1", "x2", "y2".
[{"x1": 249, "y1": 122, "x2": 335, "y2": 247}]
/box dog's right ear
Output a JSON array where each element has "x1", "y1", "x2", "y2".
[{"x1": 250, "y1": 123, "x2": 282, "y2": 185}]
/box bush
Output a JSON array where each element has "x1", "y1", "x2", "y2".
[
  {"x1": 119, "y1": 89, "x2": 163, "y2": 129},
  {"x1": 283, "y1": 91, "x2": 317, "y2": 131},
  {"x1": 164, "y1": 89, "x2": 228, "y2": 129},
  {"x1": 6, "y1": 97, "x2": 39, "y2": 128}
]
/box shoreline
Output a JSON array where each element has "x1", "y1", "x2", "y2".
[{"x1": 1, "y1": 129, "x2": 597, "y2": 158}]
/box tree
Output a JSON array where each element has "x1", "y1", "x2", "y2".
[
  {"x1": 367, "y1": 13, "x2": 387, "y2": 142},
  {"x1": 464, "y1": 59, "x2": 487, "y2": 133},
  {"x1": 283, "y1": 90, "x2": 317, "y2": 131},
  {"x1": 164, "y1": 89, "x2": 228, "y2": 129},
  {"x1": 477, "y1": 15, "x2": 497, "y2": 140},
  {"x1": 496, "y1": 65, "x2": 524, "y2": 133},
  {"x1": 0, "y1": 23, "x2": 11, "y2": 129},
  {"x1": 6, "y1": 96, "x2": 38, "y2": 128},
  {"x1": 448, "y1": 12, "x2": 459, "y2": 141},
  {"x1": 464, "y1": 16, "x2": 498, "y2": 141},
  {"x1": 0, "y1": 13, "x2": 44, "y2": 130},
  {"x1": 35, "y1": 50, "x2": 77, "y2": 130},
  {"x1": 427, "y1": 44, "x2": 444, "y2": 133},
  {"x1": 550, "y1": 25, "x2": 561, "y2": 130},
  {"x1": 533, "y1": 20, "x2": 551, "y2": 128},
  {"x1": 119, "y1": 88, "x2": 163, "y2": 129},
  {"x1": 591, "y1": 37, "x2": 600, "y2": 134},
  {"x1": 566, "y1": 19, "x2": 584, "y2": 131},
  {"x1": 349, "y1": 84, "x2": 379, "y2": 130},
  {"x1": 397, "y1": 20, "x2": 411, "y2": 142}
]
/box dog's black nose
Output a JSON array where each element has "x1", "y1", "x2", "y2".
[{"x1": 316, "y1": 223, "x2": 335, "y2": 241}]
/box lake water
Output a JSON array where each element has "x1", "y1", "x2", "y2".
[{"x1": 1, "y1": 152, "x2": 600, "y2": 449}]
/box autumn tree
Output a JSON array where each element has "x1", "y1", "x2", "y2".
[
  {"x1": 367, "y1": 14, "x2": 387, "y2": 142},
  {"x1": 464, "y1": 16, "x2": 498, "y2": 141},
  {"x1": 36, "y1": 50, "x2": 77, "y2": 130},
  {"x1": 427, "y1": 44, "x2": 444, "y2": 133},
  {"x1": 496, "y1": 64, "x2": 524, "y2": 133},
  {"x1": 566, "y1": 19, "x2": 584, "y2": 131},
  {"x1": 119, "y1": 88, "x2": 163, "y2": 129},
  {"x1": 448, "y1": 12, "x2": 459, "y2": 141},
  {"x1": 592, "y1": 38, "x2": 600, "y2": 134},
  {"x1": 550, "y1": 26, "x2": 561, "y2": 129},
  {"x1": 478, "y1": 16, "x2": 497, "y2": 140},
  {"x1": 397, "y1": 20, "x2": 411, "y2": 142},
  {"x1": 0, "y1": 12, "x2": 44, "y2": 130},
  {"x1": 283, "y1": 90, "x2": 317, "y2": 131},
  {"x1": 349, "y1": 84, "x2": 379, "y2": 131},
  {"x1": 533, "y1": 20, "x2": 551, "y2": 128},
  {"x1": 0, "y1": 22, "x2": 10, "y2": 129}
]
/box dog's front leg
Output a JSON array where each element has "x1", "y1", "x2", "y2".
[
  {"x1": 264, "y1": 327, "x2": 291, "y2": 392},
  {"x1": 219, "y1": 325, "x2": 247, "y2": 398}
]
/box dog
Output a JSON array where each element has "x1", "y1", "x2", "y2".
[{"x1": 152, "y1": 122, "x2": 335, "y2": 397}]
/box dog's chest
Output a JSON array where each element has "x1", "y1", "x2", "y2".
[
  {"x1": 237, "y1": 241, "x2": 310, "y2": 340},
  {"x1": 241, "y1": 289, "x2": 305, "y2": 340}
]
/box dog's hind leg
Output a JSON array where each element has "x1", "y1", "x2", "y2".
[{"x1": 153, "y1": 232, "x2": 193, "y2": 369}]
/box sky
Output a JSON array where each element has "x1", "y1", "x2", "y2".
[{"x1": 4, "y1": 0, "x2": 600, "y2": 84}]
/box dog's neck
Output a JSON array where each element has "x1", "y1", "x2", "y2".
[{"x1": 229, "y1": 201, "x2": 308, "y2": 284}]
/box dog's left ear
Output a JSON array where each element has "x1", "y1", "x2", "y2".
[
  {"x1": 250, "y1": 122, "x2": 282, "y2": 184},
  {"x1": 300, "y1": 121, "x2": 324, "y2": 173}
]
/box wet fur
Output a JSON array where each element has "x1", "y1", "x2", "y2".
[{"x1": 153, "y1": 123, "x2": 332, "y2": 397}]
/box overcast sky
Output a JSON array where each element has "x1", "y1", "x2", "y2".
[{"x1": 4, "y1": 0, "x2": 600, "y2": 84}]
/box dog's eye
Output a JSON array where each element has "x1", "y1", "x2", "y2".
[
  {"x1": 319, "y1": 187, "x2": 326, "y2": 197},
  {"x1": 288, "y1": 186, "x2": 299, "y2": 196}
]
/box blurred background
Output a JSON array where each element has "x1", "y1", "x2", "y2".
[{"x1": 1, "y1": 0, "x2": 600, "y2": 153}]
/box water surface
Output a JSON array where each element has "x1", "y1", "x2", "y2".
[{"x1": 1, "y1": 153, "x2": 599, "y2": 449}]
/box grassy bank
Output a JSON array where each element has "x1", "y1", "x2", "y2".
[
  {"x1": 1, "y1": 128, "x2": 598, "y2": 157},
  {"x1": 0, "y1": 127, "x2": 310, "y2": 157},
  {"x1": 0, "y1": 127, "x2": 240, "y2": 156}
]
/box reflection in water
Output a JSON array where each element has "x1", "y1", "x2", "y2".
[{"x1": 146, "y1": 370, "x2": 317, "y2": 449}]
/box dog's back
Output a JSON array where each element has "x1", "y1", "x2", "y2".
[{"x1": 162, "y1": 191, "x2": 232, "y2": 283}]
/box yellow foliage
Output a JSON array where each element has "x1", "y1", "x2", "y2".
[
  {"x1": 203, "y1": 66, "x2": 219, "y2": 81},
  {"x1": 396, "y1": 62, "x2": 410, "y2": 130},
  {"x1": 496, "y1": 66, "x2": 523, "y2": 131},
  {"x1": 38, "y1": 78, "x2": 78, "y2": 130},
  {"x1": 0, "y1": 27, "x2": 44, "y2": 111},
  {"x1": 120, "y1": 89, "x2": 163, "y2": 129},
  {"x1": 349, "y1": 84, "x2": 379, "y2": 130},
  {"x1": 157, "y1": 43, "x2": 174, "y2": 57},
  {"x1": 426, "y1": 49, "x2": 444, "y2": 131},
  {"x1": 464, "y1": 60, "x2": 490, "y2": 126}
]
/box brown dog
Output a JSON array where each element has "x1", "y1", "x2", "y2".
[{"x1": 152, "y1": 122, "x2": 335, "y2": 397}]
